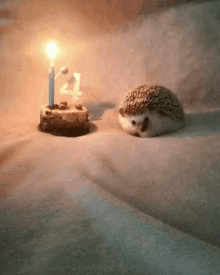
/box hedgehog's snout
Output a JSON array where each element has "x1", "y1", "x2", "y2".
[
  {"x1": 141, "y1": 117, "x2": 149, "y2": 132},
  {"x1": 133, "y1": 117, "x2": 149, "y2": 133}
]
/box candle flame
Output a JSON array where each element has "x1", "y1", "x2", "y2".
[{"x1": 47, "y1": 42, "x2": 58, "y2": 59}]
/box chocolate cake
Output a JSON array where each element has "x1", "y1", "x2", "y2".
[{"x1": 39, "y1": 102, "x2": 90, "y2": 136}]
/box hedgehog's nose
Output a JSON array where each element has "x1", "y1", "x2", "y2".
[
  {"x1": 136, "y1": 122, "x2": 143, "y2": 132},
  {"x1": 139, "y1": 127, "x2": 146, "y2": 132}
]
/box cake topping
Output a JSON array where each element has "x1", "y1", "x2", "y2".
[
  {"x1": 60, "y1": 101, "x2": 67, "y2": 105},
  {"x1": 75, "y1": 104, "x2": 82, "y2": 110}
]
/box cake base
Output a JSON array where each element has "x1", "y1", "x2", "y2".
[{"x1": 39, "y1": 103, "x2": 90, "y2": 136}]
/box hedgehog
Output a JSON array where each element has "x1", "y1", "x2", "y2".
[{"x1": 118, "y1": 84, "x2": 186, "y2": 137}]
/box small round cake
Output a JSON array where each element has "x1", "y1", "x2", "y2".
[{"x1": 39, "y1": 102, "x2": 90, "y2": 136}]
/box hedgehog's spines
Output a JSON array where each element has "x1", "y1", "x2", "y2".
[{"x1": 119, "y1": 84, "x2": 185, "y2": 122}]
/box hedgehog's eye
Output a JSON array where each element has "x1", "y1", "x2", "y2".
[{"x1": 132, "y1": 120, "x2": 136, "y2": 125}]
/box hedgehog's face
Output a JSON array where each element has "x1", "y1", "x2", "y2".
[{"x1": 119, "y1": 109, "x2": 149, "y2": 137}]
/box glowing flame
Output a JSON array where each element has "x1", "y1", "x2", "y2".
[{"x1": 47, "y1": 42, "x2": 58, "y2": 59}]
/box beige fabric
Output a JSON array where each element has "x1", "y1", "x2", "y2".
[{"x1": 1, "y1": 0, "x2": 220, "y2": 274}]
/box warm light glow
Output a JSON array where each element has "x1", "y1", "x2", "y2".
[{"x1": 47, "y1": 42, "x2": 58, "y2": 59}]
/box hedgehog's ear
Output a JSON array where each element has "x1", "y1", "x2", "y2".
[{"x1": 119, "y1": 108, "x2": 125, "y2": 117}]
